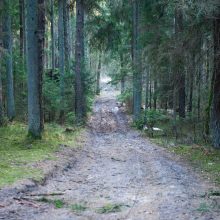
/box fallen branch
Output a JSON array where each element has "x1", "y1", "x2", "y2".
[
  {"x1": 13, "y1": 197, "x2": 39, "y2": 208},
  {"x1": 28, "y1": 192, "x2": 64, "y2": 197}
]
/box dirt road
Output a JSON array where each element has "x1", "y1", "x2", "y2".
[{"x1": 0, "y1": 91, "x2": 219, "y2": 220}]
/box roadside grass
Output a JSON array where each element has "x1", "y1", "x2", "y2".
[
  {"x1": 151, "y1": 137, "x2": 220, "y2": 185},
  {"x1": 71, "y1": 203, "x2": 87, "y2": 213},
  {"x1": 37, "y1": 197, "x2": 65, "y2": 209},
  {"x1": 97, "y1": 203, "x2": 124, "y2": 214},
  {"x1": 197, "y1": 202, "x2": 210, "y2": 213},
  {"x1": 0, "y1": 122, "x2": 81, "y2": 188}
]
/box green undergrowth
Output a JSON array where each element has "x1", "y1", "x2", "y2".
[
  {"x1": 37, "y1": 197, "x2": 65, "y2": 209},
  {"x1": 71, "y1": 203, "x2": 87, "y2": 213},
  {"x1": 97, "y1": 203, "x2": 125, "y2": 214},
  {"x1": 0, "y1": 122, "x2": 81, "y2": 188},
  {"x1": 152, "y1": 137, "x2": 220, "y2": 185}
]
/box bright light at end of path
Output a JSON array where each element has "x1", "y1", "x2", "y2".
[{"x1": 101, "y1": 76, "x2": 111, "y2": 84}]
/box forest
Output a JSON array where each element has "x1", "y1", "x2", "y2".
[
  {"x1": 0, "y1": 0, "x2": 219, "y2": 147},
  {"x1": 0, "y1": 0, "x2": 220, "y2": 219}
]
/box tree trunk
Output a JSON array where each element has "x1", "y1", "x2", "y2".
[
  {"x1": 175, "y1": 8, "x2": 185, "y2": 118},
  {"x1": 197, "y1": 62, "x2": 201, "y2": 121},
  {"x1": 96, "y1": 52, "x2": 101, "y2": 95},
  {"x1": 0, "y1": 0, "x2": 4, "y2": 125},
  {"x1": 132, "y1": 0, "x2": 142, "y2": 120},
  {"x1": 75, "y1": 0, "x2": 85, "y2": 123},
  {"x1": 210, "y1": 14, "x2": 220, "y2": 148},
  {"x1": 188, "y1": 52, "x2": 195, "y2": 113},
  {"x1": 145, "y1": 67, "x2": 149, "y2": 109},
  {"x1": 3, "y1": 0, "x2": 15, "y2": 121},
  {"x1": 149, "y1": 79, "x2": 152, "y2": 109},
  {"x1": 26, "y1": 0, "x2": 45, "y2": 137},
  {"x1": 58, "y1": 0, "x2": 65, "y2": 124},
  {"x1": 153, "y1": 80, "x2": 157, "y2": 109},
  {"x1": 144, "y1": 66, "x2": 149, "y2": 124},
  {"x1": 38, "y1": 0, "x2": 45, "y2": 131},
  {"x1": 64, "y1": 0, "x2": 70, "y2": 72},
  {"x1": 120, "y1": 54, "x2": 125, "y2": 94},
  {"x1": 50, "y1": 0, "x2": 55, "y2": 74},
  {"x1": 19, "y1": 0, "x2": 24, "y2": 57}
]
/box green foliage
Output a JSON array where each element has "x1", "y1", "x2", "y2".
[
  {"x1": 197, "y1": 202, "x2": 210, "y2": 213},
  {"x1": 97, "y1": 203, "x2": 123, "y2": 214},
  {"x1": 151, "y1": 133, "x2": 220, "y2": 185},
  {"x1": 145, "y1": 109, "x2": 168, "y2": 128},
  {"x1": 54, "y1": 199, "x2": 65, "y2": 209},
  {"x1": 133, "y1": 109, "x2": 168, "y2": 131},
  {"x1": 0, "y1": 122, "x2": 80, "y2": 188},
  {"x1": 66, "y1": 112, "x2": 76, "y2": 125},
  {"x1": 43, "y1": 72, "x2": 60, "y2": 119},
  {"x1": 171, "y1": 145, "x2": 220, "y2": 184},
  {"x1": 37, "y1": 197, "x2": 65, "y2": 209},
  {"x1": 71, "y1": 203, "x2": 87, "y2": 213},
  {"x1": 117, "y1": 89, "x2": 132, "y2": 104}
]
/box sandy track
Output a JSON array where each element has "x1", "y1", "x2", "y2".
[{"x1": 0, "y1": 92, "x2": 219, "y2": 220}]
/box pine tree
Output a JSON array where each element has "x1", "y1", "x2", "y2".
[
  {"x1": 3, "y1": 0, "x2": 15, "y2": 121},
  {"x1": 26, "y1": 0, "x2": 45, "y2": 137}
]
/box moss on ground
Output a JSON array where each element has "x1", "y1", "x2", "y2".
[
  {"x1": 152, "y1": 137, "x2": 220, "y2": 185},
  {"x1": 0, "y1": 122, "x2": 81, "y2": 188}
]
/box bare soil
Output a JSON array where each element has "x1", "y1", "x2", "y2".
[{"x1": 0, "y1": 90, "x2": 219, "y2": 220}]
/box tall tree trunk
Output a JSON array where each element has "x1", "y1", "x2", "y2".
[
  {"x1": 175, "y1": 8, "x2": 185, "y2": 118},
  {"x1": 144, "y1": 66, "x2": 149, "y2": 124},
  {"x1": 19, "y1": 0, "x2": 26, "y2": 58},
  {"x1": 3, "y1": 0, "x2": 15, "y2": 121},
  {"x1": 149, "y1": 78, "x2": 152, "y2": 109},
  {"x1": 50, "y1": 0, "x2": 55, "y2": 73},
  {"x1": 153, "y1": 80, "x2": 157, "y2": 109},
  {"x1": 188, "y1": 52, "x2": 195, "y2": 113},
  {"x1": 205, "y1": 39, "x2": 213, "y2": 136},
  {"x1": 38, "y1": 0, "x2": 45, "y2": 131},
  {"x1": 120, "y1": 54, "x2": 125, "y2": 94},
  {"x1": 19, "y1": 0, "x2": 23, "y2": 57},
  {"x1": 75, "y1": 0, "x2": 85, "y2": 122},
  {"x1": 58, "y1": 0, "x2": 65, "y2": 124},
  {"x1": 197, "y1": 62, "x2": 202, "y2": 121},
  {"x1": 145, "y1": 66, "x2": 149, "y2": 109},
  {"x1": 132, "y1": 0, "x2": 142, "y2": 120},
  {"x1": 96, "y1": 52, "x2": 101, "y2": 95},
  {"x1": 210, "y1": 14, "x2": 220, "y2": 148},
  {"x1": 0, "y1": 0, "x2": 4, "y2": 125},
  {"x1": 26, "y1": 0, "x2": 45, "y2": 137},
  {"x1": 64, "y1": 0, "x2": 70, "y2": 72}
]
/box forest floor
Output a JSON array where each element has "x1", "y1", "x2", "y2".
[{"x1": 0, "y1": 89, "x2": 220, "y2": 220}]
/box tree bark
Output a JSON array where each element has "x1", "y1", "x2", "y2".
[
  {"x1": 64, "y1": 0, "x2": 70, "y2": 72},
  {"x1": 120, "y1": 54, "x2": 125, "y2": 94},
  {"x1": 175, "y1": 8, "x2": 185, "y2": 118},
  {"x1": 96, "y1": 52, "x2": 101, "y2": 95},
  {"x1": 58, "y1": 0, "x2": 65, "y2": 124},
  {"x1": 26, "y1": 0, "x2": 45, "y2": 137},
  {"x1": 0, "y1": 0, "x2": 4, "y2": 125},
  {"x1": 75, "y1": 0, "x2": 85, "y2": 123},
  {"x1": 210, "y1": 14, "x2": 220, "y2": 148},
  {"x1": 3, "y1": 0, "x2": 15, "y2": 121},
  {"x1": 50, "y1": 0, "x2": 55, "y2": 74},
  {"x1": 153, "y1": 80, "x2": 157, "y2": 110},
  {"x1": 188, "y1": 52, "x2": 195, "y2": 113},
  {"x1": 132, "y1": 0, "x2": 142, "y2": 120},
  {"x1": 197, "y1": 61, "x2": 202, "y2": 121}
]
